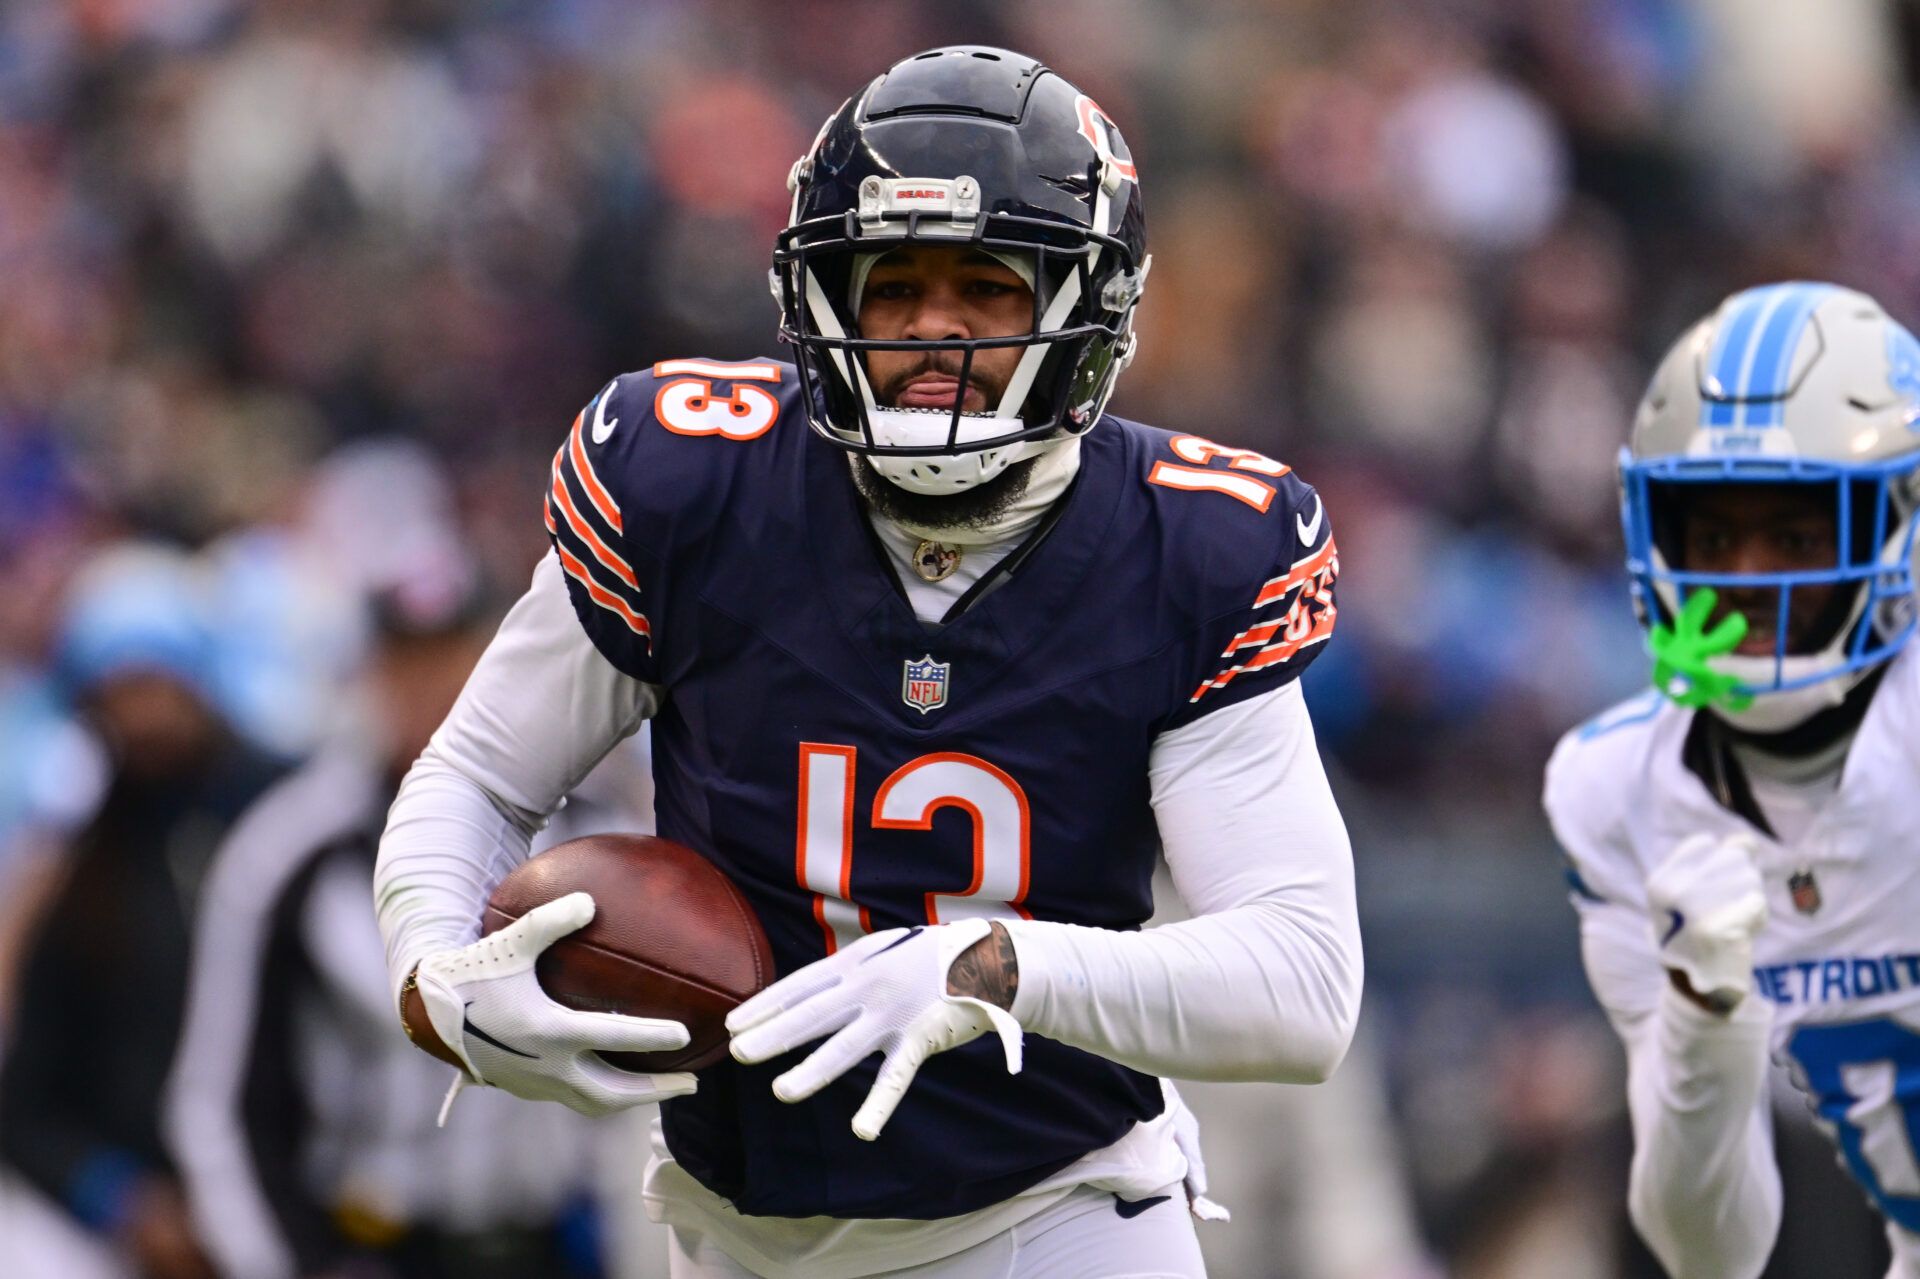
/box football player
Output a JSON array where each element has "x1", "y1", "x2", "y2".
[
  {"x1": 376, "y1": 47, "x2": 1361, "y2": 1278},
  {"x1": 1545, "y1": 282, "x2": 1920, "y2": 1277}
]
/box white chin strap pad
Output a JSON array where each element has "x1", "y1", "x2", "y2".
[
  {"x1": 1710, "y1": 655, "x2": 1859, "y2": 732},
  {"x1": 865, "y1": 414, "x2": 1055, "y2": 495}
]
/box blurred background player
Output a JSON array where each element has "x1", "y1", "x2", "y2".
[
  {"x1": 0, "y1": 545, "x2": 285, "y2": 1279},
  {"x1": 164, "y1": 448, "x2": 647, "y2": 1279},
  {"x1": 1545, "y1": 282, "x2": 1920, "y2": 1277}
]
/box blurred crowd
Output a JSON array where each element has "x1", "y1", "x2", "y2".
[{"x1": 5, "y1": 0, "x2": 1920, "y2": 1275}]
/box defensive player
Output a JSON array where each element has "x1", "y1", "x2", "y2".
[
  {"x1": 1545, "y1": 282, "x2": 1920, "y2": 1277},
  {"x1": 376, "y1": 47, "x2": 1361, "y2": 1278}
]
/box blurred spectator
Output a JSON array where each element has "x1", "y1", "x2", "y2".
[
  {"x1": 1305, "y1": 231, "x2": 1495, "y2": 485},
  {"x1": 199, "y1": 439, "x2": 473, "y2": 757},
  {"x1": 165, "y1": 537, "x2": 612, "y2": 1279},
  {"x1": 1490, "y1": 204, "x2": 1640, "y2": 555},
  {"x1": 0, "y1": 544, "x2": 285, "y2": 1279}
]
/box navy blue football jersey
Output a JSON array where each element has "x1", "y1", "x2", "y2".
[{"x1": 543, "y1": 358, "x2": 1338, "y2": 1219}]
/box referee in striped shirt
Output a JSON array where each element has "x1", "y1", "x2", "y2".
[{"x1": 164, "y1": 573, "x2": 642, "y2": 1279}]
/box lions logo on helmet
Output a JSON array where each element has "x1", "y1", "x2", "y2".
[
  {"x1": 1621, "y1": 282, "x2": 1920, "y2": 730},
  {"x1": 772, "y1": 47, "x2": 1150, "y2": 497}
]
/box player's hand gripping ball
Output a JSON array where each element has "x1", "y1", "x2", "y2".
[
  {"x1": 414, "y1": 892, "x2": 694, "y2": 1118},
  {"x1": 481, "y1": 834, "x2": 775, "y2": 1071},
  {"x1": 414, "y1": 835, "x2": 772, "y2": 1119}
]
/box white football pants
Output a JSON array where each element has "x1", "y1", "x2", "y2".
[{"x1": 667, "y1": 1183, "x2": 1206, "y2": 1279}]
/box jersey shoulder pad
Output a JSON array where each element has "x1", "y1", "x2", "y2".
[
  {"x1": 1114, "y1": 420, "x2": 1338, "y2": 728},
  {"x1": 1543, "y1": 690, "x2": 1670, "y2": 906},
  {"x1": 550, "y1": 358, "x2": 799, "y2": 552},
  {"x1": 1863, "y1": 643, "x2": 1920, "y2": 777},
  {"x1": 543, "y1": 358, "x2": 796, "y2": 680}
]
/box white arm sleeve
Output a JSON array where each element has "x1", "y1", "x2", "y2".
[
  {"x1": 1579, "y1": 894, "x2": 1780, "y2": 1279},
  {"x1": 1004, "y1": 681, "x2": 1362, "y2": 1083},
  {"x1": 373, "y1": 556, "x2": 661, "y2": 1004}
]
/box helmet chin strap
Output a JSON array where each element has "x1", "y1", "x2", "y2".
[
  {"x1": 1709, "y1": 655, "x2": 1862, "y2": 732},
  {"x1": 853, "y1": 435, "x2": 1083, "y2": 544}
]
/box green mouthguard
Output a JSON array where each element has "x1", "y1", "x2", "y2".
[{"x1": 1648, "y1": 587, "x2": 1754, "y2": 711}]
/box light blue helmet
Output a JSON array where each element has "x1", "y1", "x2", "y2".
[
  {"x1": 55, "y1": 543, "x2": 217, "y2": 702},
  {"x1": 1621, "y1": 282, "x2": 1920, "y2": 730}
]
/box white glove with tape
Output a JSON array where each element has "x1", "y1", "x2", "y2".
[
  {"x1": 413, "y1": 891, "x2": 697, "y2": 1119},
  {"x1": 1645, "y1": 832, "x2": 1769, "y2": 1013},
  {"x1": 726, "y1": 920, "x2": 1023, "y2": 1141}
]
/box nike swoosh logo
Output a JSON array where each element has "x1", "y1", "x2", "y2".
[
  {"x1": 463, "y1": 1006, "x2": 537, "y2": 1059},
  {"x1": 1113, "y1": 1194, "x2": 1171, "y2": 1219},
  {"x1": 590, "y1": 381, "x2": 620, "y2": 443},
  {"x1": 1661, "y1": 909, "x2": 1685, "y2": 947},
  {"x1": 865, "y1": 926, "x2": 925, "y2": 962},
  {"x1": 1296, "y1": 495, "x2": 1323, "y2": 547}
]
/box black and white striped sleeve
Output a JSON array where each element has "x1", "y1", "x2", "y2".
[{"x1": 163, "y1": 753, "x2": 378, "y2": 1279}]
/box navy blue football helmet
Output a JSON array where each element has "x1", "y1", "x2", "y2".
[{"x1": 773, "y1": 47, "x2": 1149, "y2": 494}]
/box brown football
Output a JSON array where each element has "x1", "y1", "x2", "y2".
[{"x1": 482, "y1": 833, "x2": 774, "y2": 1072}]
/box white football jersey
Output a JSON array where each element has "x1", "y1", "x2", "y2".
[{"x1": 1546, "y1": 642, "x2": 1920, "y2": 1276}]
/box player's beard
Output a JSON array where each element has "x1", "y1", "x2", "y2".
[
  {"x1": 850, "y1": 452, "x2": 1043, "y2": 537},
  {"x1": 851, "y1": 352, "x2": 1041, "y2": 536}
]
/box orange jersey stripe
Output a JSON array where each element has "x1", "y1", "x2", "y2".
[
  {"x1": 550, "y1": 462, "x2": 640, "y2": 592},
  {"x1": 1190, "y1": 602, "x2": 1339, "y2": 704},
  {"x1": 1245, "y1": 608, "x2": 1336, "y2": 670},
  {"x1": 555, "y1": 545, "x2": 651, "y2": 641},
  {"x1": 1188, "y1": 670, "x2": 1234, "y2": 701},
  {"x1": 568, "y1": 412, "x2": 625, "y2": 534},
  {"x1": 1223, "y1": 620, "x2": 1283, "y2": 656},
  {"x1": 1254, "y1": 537, "x2": 1338, "y2": 608},
  {"x1": 543, "y1": 445, "x2": 565, "y2": 535}
]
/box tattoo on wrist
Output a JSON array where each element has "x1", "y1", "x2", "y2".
[{"x1": 947, "y1": 921, "x2": 1019, "y2": 1010}]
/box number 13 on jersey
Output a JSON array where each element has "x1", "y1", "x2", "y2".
[{"x1": 796, "y1": 744, "x2": 1033, "y2": 954}]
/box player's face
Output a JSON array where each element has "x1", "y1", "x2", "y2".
[
  {"x1": 84, "y1": 671, "x2": 222, "y2": 779},
  {"x1": 857, "y1": 246, "x2": 1034, "y2": 412},
  {"x1": 1678, "y1": 484, "x2": 1840, "y2": 655}
]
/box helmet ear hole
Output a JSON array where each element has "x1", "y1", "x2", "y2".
[{"x1": 1846, "y1": 477, "x2": 1882, "y2": 569}]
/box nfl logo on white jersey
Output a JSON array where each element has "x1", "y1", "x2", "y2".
[{"x1": 902, "y1": 655, "x2": 950, "y2": 714}]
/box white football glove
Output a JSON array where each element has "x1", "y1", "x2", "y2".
[
  {"x1": 413, "y1": 891, "x2": 697, "y2": 1119},
  {"x1": 726, "y1": 919, "x2": 1023, "y2": 1141},
  {"x1": 1645, "y1": 832, "x2": 1769, "y2": 1013},
  {"x1": 1163, "y1": 1081, "x2": 1230, "y2": 1222}
]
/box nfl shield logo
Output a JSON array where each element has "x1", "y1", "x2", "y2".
[
  {"x1": 1789, "y1": 869, "x2": 1822, "y2": 915},
  {"x1": 902, "y1": 655, "x2": 950, "y2": 714}
]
